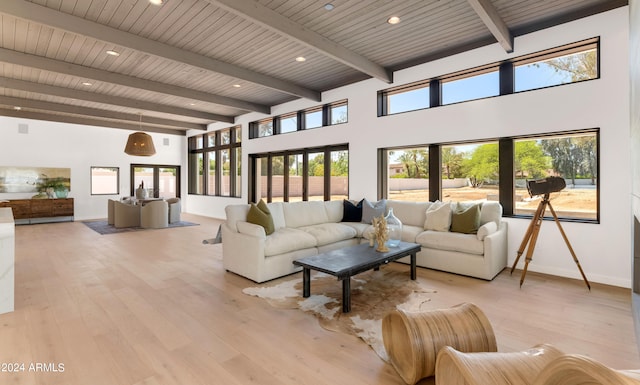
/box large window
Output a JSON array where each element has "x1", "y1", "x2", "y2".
[
  {"x1": 514, "y1": 131, "x2": 598, "y2": 220},
  {"x1": 250, "y1": 144, "x2": 348, "y2": 203},
  {"x1": 441, "y1": 69, "x2": 499, "y2": 105},
  {"x1": 385, "y1": 147, "x2": 429, "y2": 201},
  {"x1": 189, "y1": 126, "x2": 241, "y2": 197},
  {"x1": 249, "y1": 100, "x2": 348, "y2": 139},
  {"x1": 386, "y1": 84, "x2": 430, "y2": 115},
  {"x1": 378, "y1": 38, "x2": 600, "y2": 116},
  {"x1": 380, "y1": 130, "x2": 599, "y2": 222},
  {"x1": 441, "y1": 142, "x2": 499, "y2": 202},
  {"x1": 514, "y1": 39, "x2": 599, "y2": 93}
]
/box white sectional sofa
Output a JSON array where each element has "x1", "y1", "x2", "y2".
[{"x1": 222, "y1": 199, "x2": 508, "y2": 283}]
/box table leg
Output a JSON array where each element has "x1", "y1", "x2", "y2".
[
  {"x1": 342, "y1": 277, "x2": 351, "y2": 313},
  {"x1": 410, "y1": 252, "x2": 416, "y2": 280},
  {"x1": 302, "y1": 268, "x2": 310, "y2": 298}
]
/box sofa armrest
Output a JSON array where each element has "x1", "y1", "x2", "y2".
[
  {"x1": 236, "y1": 221, "x2": 267, "y2": 239},
  {"x1": 221, "y1": 222, "x2": 268, "y2": 282},
  {"x1": 483, "y1": 222, "x2": 508, "y2": 278}
]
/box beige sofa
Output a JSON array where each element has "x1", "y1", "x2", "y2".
[{"x1": 222, "y1": 200, "x2": 508, "y2": 283}]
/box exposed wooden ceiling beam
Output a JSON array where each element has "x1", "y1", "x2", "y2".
[
  {"x1": 0, "y1": 96, "x2": 206, "y2": 131},
  {"x1": 467, "y1": 0, "x2": 513, "y2": 53},
  {"x1": 0, "y1": 77, "x2": 232, "y2": 123},
  {"x1": 208, "y1": 0, "x2": 393, "y2": 83},
  {"x1": 0, "y1": 108, "x2": 185, "y2": 136},
  {"x1": 0, "y1": 0, "x2": 320, "y2": 101},
  {"x1": 0, "y1": 48, "x2": 269, "y2": 115}
]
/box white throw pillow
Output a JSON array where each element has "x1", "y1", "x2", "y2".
[
  {"x1": 423, "y1": 200, "x2": 451, "y2": 232},
  {"x1": 476, "y1": 221, "x2": 498, "y2": 241}
]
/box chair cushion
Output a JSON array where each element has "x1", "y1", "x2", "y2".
[
  {"x1": 264, "y1": 228, "x2": 317, "y2": 257},
  {"x1": 299, "y1": 223, "x2": 357, "y2": 246}
]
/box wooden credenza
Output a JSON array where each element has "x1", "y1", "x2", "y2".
[{"x1": 0, "y1": 198, "x2": 74, "y2": 224}]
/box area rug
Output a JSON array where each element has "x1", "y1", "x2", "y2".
[
  {"x1": 243, "y1": 268, "x2": 437, "y2": 361},
  {"x1": 83, "y1": 220, "x2": 199, "y2": 235}
]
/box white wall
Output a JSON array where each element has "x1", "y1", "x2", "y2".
[
  {"x1": 192, "y1": 7, "x2": 631, "y2": 287},
  {"x1": 0, "y1": 118, "x2": 186, "y2": 221},
  {"x1": 0, "y1": 8, "x2": 629, "y2": 287}
]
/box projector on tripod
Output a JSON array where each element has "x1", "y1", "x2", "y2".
[
  {"x1": 511, "y1": 175, "x2": 590, "y2": 290},
  {"x1": 526, "y1": 176, "x2": 566, "y2": 197}
]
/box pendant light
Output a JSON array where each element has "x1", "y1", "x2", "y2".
[{"x1": 124, "y1": 114, "x2": 156, "y2": 156}]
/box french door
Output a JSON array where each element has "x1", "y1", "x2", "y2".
[{"x1": 131, "y1": 164, "x2": 180, "y2": 199}]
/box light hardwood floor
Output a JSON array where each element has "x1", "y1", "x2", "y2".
[{"x1": 1, "y1": 213, "x2": 638, "y2": 385}]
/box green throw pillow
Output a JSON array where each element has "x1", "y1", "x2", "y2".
[
  {"x1": 247, "y1": 200, "x2": 275, "y2": 235},
  {"x1": 450, "y1": 203, "x2": 481, "y2": 234}
]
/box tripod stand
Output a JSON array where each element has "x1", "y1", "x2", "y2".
[{"x1": 510, "y1": 193, "x2": 591, "y2": 290}]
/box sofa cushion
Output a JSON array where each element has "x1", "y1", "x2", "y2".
[
  {"x1": 341, "y1": 222, "x2": 370, "y2": 237},
  {"x1": 264, "y1": 228, "x2": 317, "y2": 257},
  {"x1": 387, "y1": 200, "x2": 432, "y2": 228},
  {"x1": 362, "y1": 198, "x2": 386, "y2": 224},
  {"x1": 283, "y1": 201, "x2": 330, "y2": 228},
  {"x1": 299, "y1": 223, "x2": 357, "y2": 246},
  {"x1": 401, "y1": 224, "x2": 425, "y2": 243},
  {"x1": 480, "y1": 201, "x2": 502, "y2": 226},
  {"x1": 342, "y1": 199, "x2": 363, "y2": 222},
  {"x1": 450, "y1": 202, "x2": 481, "y2": 234},
  {"x1": 325, "y1": 200, "x2": 344, "y2": 223},
  {"x1": 267, "y1": 202, "x2": 286, "y2": 230},
  {"x1": 416, "y1": 231, "x2": 484, "y2": 255},
  {"x1": 246, "y1": 200, "x2": 275, "y2": 235},
  {"x1": 424, "y1": 200, "x2": 451, "y2": 232}
]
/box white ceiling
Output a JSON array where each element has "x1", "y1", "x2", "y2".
[{"x1": 0, "y1": 0, "x2": 627, "y2": 135}]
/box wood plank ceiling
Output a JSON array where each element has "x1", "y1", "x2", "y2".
[{"x1": 0, "y1": 0, "x2": 628, "y2": 135}]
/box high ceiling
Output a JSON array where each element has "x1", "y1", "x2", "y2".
[{"x1": 0, "y1": 0, "x2": 627, "y2": 135}]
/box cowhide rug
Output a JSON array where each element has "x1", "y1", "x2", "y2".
[{"x1": 242, "y1": 267, "x2": 437, "y2": 361}]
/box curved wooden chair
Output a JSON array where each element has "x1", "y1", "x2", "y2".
[
  {"x1": 531, "y1": 354, "x2": 640, "y2": 385},
  {"x1": 435, "y1": 344, "x2": 564, "y2": 385},
  {"x1": 382, "y1": 302, "x2": 497, "y2": 384}
]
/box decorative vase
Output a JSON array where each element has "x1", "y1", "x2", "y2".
[
  {"x1": 385, "y1": 208, "x2": 402, "y2": 247},
  {"x1": 45, "y1": 187, "x2": 56, "y2": 199},
  {"x1": 55, "y1": 188, "x2": 68, "y2": 198},
  {"x1": 135, "y1": 187, "x2": 148, "y2": 199}
]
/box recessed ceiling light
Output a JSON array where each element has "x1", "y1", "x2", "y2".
[
  {"x1": 324, "y1": 3, "x2": 334, "y2": 11},
  {"x1": 81, "y1": 81, "x2": 93, "y2": 86},
  {"x1": 295, "y1": 56, "x2": 306, "y2": 62},
  {"x1": 232, "y1": 84, "x2": 241, "y2": 88},
  {"x1": 188, "y1": 102, "x2": 196, "y2": 106},
  {"x1": 106, "y1": 50, "x2": 120, "y2": 56},
  {"x1": 149, "y1": 0, "x2": 163, "y2": 5},
  {"x1": 387, "y1": 16, "x2": 401, "y2": 25},
  {"x1": 13, "y1": 106, "x2": 21, "y2": 111}
]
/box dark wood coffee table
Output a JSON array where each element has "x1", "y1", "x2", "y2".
[{"x1": 292, "y1": 241, "x2": 420, "y2": 313}]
